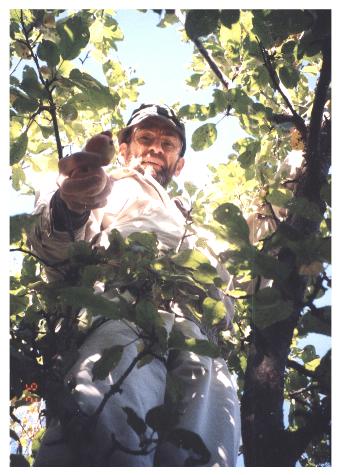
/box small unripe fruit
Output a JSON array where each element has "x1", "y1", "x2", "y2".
[
  {"x1": 290, "y1": 128, "x2": 304, "y2": 151},
  {"x1": 84, "y1": 131, "x2": 115, "y2": 165},
  {"x1": 43, "y1": 13, "x2": 56, "y2": 28},
  {"x1": 39, "y1": 66, "x2": 52, "y2": 79},
  {"x1": 14, "y1": 41, "x2": 31, "y2": 59}
]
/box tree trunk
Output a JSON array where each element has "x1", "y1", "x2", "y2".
[{"x1": 241, "y1": 36, "x2": 331, "y2": 466}]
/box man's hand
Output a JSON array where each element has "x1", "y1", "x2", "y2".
[{"x1": 57, "y1": 131, "x2": 115, "y2": 213}]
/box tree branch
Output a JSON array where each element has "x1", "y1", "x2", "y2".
[
  {"x1": 257, "y1": 39, "x2": 307, "y2": 141},
  {"x1": 192, "y1": 37, "x2": 231, "y2": 91},
  {"x1": 10, "y1": 247, "x2": 68, "y2": 274},
  {"x1": 176, "y1": 10, "x2": 231, "y2": 94},
  {"x1": 91, "y1": 345, "x2": 152, "y2": 420},
  {"x1": 20, "y1": 10, "x2": 63, "y2": 159},
  {"x1": 286, "y1": 358, "x2": 317, "y2": 379},
  {"x1": 306, "y1": 41, "x2": 331, "y2": 164}
]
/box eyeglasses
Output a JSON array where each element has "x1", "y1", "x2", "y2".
[{"x1": 132, "y1": 129, "x2": 182, "y2": 154}]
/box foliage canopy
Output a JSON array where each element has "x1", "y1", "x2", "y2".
[{"x1": 10, "y1": 9, "x2": 331, "y2": 467}]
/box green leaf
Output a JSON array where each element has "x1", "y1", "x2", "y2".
[
  {"x1": 301, "y1": 344, "x2": 317, "y2": 363},
  {"x1": 10, "y1": 293, "x2": 29, "y2": 316},
  {"x1": 123, "y1": 407, "x2": 147, "y2": 436},
  {"x1": 31, "y1": 428, "x2": 46, "y2": 457},
  {"x1": 10, "y1": 213, "x2": 35, "y2": 244},
  {"x1": 178, "y1": 104, "x2": 210, "y2": 121},
  {"x1": 185, "y1": 10, "x2": 220, "y2": 39},
  {"x1": 192, "y1": 262, "x2": 218, "y2": 285},
  {"x1": 252, "y1": 287, "x2": 294, "y2": 329},
  {"x1": 279, "y1": 66, "x2": 300, "y2": 89},
  {"x1": 253, "y1": 250, "x2": 292, "y2": 281},
  {"x1": 281, "y1": 40, "x2": 296, "y2": 56},
  {"x1": 146, "y1": 404, "x2": 173, "y2": 432},
  {"x1": 213, "y1": 203, "x2": 250, "y2": 246},
  {"x1": 20, "y1": 66, "x2": 45, "y2": 98},
  {"x1": 92, "y1": 345, "x2": 124, "y2": 381},
  {"x1": 20, "y1": 255, "x2": 38, "y2": 285},
  {"x1": 165, "y1": 428, "x2": 211, "y2": 466},
  {"x1": 69, "y1": 69, "x2": 119, "y2": 109},
  {"x1": 220, "y1": 10, "x2": 240, "y2": 28},
  {"x1": 184, "y1": 181, "x2": 197, "y2": 197},
  {"x1": 126, "y1": 231, "x2": 158, "y2": 254},
  {"x1": 39, "y1": 125, "x2": 54, "y2": 139},
  {"x1": 191, "y1": 123, "x2": 217, "y2": 151},
  {"x1": 135, "y1": 299, "x2": 160, "y2": 331},
  {"x1": 60, "y1": 286, "x2": 126, "y2": 319},
  {"x1": 178, "y1": 336, "x2": 220, "y2": 358},
  {"x1": 60, "y1": 103, "x2": 78, "y2": 122},
  {"x1": 10, "y1": 133, "x2": 28, "y2": 165},
  {"x1": 287, "y1": 197, "x2": 323, "y2": 222},
  {"x1": 227, "y1": 87, "x2": 252, "y2": 114},
  {"x1": 237, "y1": 140, "x2": 260, "y2": 169},
  {"x1": 305, "y1": 357, "x2": 320, "y2": 371},
  {"x1": 298, "y1": 30, "x2": 322, "y2": 58},
  {"x1": 203, "y1": 297, "x2": 226, "y2": 326},
  {"x1": 37, "y1": 40, "x2": 60, "y2": 67},
  {"x1": 171, "y1": 249, "x2": 210, "y2": 270},
  {"x1": 267, "y1": 188, "x2": 292, "y2": 208},
  {"x1": 298, "y1": 306, "x2": 331, "y2": 337},
  {"x1": 13, "y1": 95, "x2": 39, "y2": 113},
  {"x1": 168, "y1": 329, "x2": 220, "y2": 357},
  {"x1": 56, "y1": 15, "x2": 90, "y2": 60},
  {"x1": 212, "y1": 89, "x2": 229, "y2": 113},
  {"x1": 11, "y1": 164, "x2": 26, "y2": 191}
]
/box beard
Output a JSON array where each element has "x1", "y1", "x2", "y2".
[{"x1": 124, "y1": 150, "x2": 177, "y2": 188}]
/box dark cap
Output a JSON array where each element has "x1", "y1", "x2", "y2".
[{"x1": 118, "y1": 103, "x2": 186, "y2": 156}]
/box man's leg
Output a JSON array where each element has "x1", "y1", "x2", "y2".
[
  {"x1": 154, "y1": 318, "x2": 241, "y2": 467},
  {"x1": 35, "y1": 319, "x2": 168, "y2": 466}
]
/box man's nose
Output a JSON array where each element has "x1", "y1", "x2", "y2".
[{"x1": 148, "y1": 137, "x2": 163, "y2": 154}]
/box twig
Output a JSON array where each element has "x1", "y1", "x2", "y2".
[
  {"x1": 263, "y1": 197, "x2": 281, "y2": 225},
  {"x1": 109, "y1": 433, "x2": 156, "y2": 457},
  {"x1": 10, "y1": 57, "x2": 24, "y2": 76},
  {"x1": 79, "y1": 51, "x2": 90, "y2": 65},
  {"x1": 288, "y1": 383, "x2": 318, "y2": 399},
  {"x1": 92, "y1": 345, "x2": 152, "y2": 419},
  {"x1": 10, "y1": 247, "x2": 67, "y2": 273}
]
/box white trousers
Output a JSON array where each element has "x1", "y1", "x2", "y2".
[{"x1": 34, "y1": 314, "x2": 240, "y2": 466}]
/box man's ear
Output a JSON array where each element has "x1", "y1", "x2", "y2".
[
  {"x1": 118, "y1": 143, "x2": 128, "y2": 164},
  {"x1": 174, "y1": 157, "x2": 185, "y2": 176}
]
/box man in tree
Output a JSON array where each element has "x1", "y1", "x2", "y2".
[{"x1": 29, "y1": 104, "x2": 241, "y2": 466}]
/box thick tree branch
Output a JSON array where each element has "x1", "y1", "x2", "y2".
[{"x1": 306, "y1": 41, "x2": 331, "y2": 164}]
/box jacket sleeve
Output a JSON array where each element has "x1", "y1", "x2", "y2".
[{"x1": 28, "y1": 189, "x2": 91, "y2": 281}]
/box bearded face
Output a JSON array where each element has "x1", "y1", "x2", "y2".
[{"x1": 118, "y1": 118, "x2": 185, "y2": 187}]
